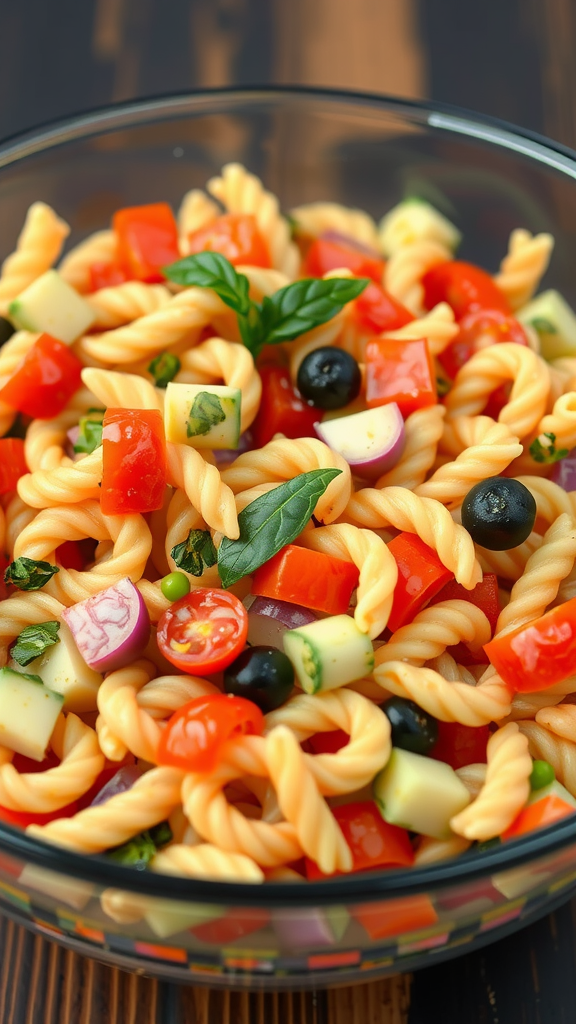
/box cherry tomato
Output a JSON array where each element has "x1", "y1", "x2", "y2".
[
  {"x1": 89, "y1": 261, "x2": 130, "y2": 291},
  {"x1": 0, "y1": 439, "x2": 28, "y2": 495},
  {"x1": 439, "y1": 309, "x2": 530, "y2": 380},
  {"x1": 187, "y1": 213, "x2": 271, "y2": 268},
  {"x1": 422, "y1": 261, "x2": 510, "y2": 320},
  {"x1": 101, "y1": 408, "x2": 167, "y2": 516},
  {"x1": 430, "y1": 721, "x2": 490, "y2": 771},
  {"x1": 157, "y1": 693, "x2": 263, "y2": 772},
  {"x1": 352, "y1": 281, "x2": 414, "y2": 333},
  {"x1": 251, "y1": 366, "x2": 319, "y2": 448},
  {"x1": 303, "y1": 237, "x2": 385, "y2": 283},
  {"x1": 0, "y1": 334, "x2": 83, "y2": 419},
  {"x1": 157, "y1": 588, "x2": 249, "y2": 675}
]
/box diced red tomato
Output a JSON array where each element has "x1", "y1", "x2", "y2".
[
  {"x1": 0, "y1": 334, "x2": 83, "y2": 419},
  {"x1": 101, "y1": 408, "x2": 166, "y2": 516},
  {"x1": 308, "y1": 729, "x2": 349, "y2": 755},
  {"x1": 430, "y1": 721, "x2": 490, "y2": 771},
  {"x1": 303, "y1": 238, "x2": 385, "y2": 284},
  {"x1": 484, "y1": 597, "x2": 576, "y2": 693},
  {"x1": 251, "y1": 544, "x2": 359, "y2": 616},
  {"x1": 483, "y1": 382, "x2": 512, "y2": 422},
  {"x1": 422, "y1": 261, "x2": 510, "y2": 320},
  {"x1": 353, "y1": 894, "x2": 437, "y2": 941},
  {"x1": 428, "y1": 573, "x2": 500, "y2": 665},
  {"x1": 190, "y1": 907, "x2": 270, "y2": 943},
  {"x1": 156, "y1": 588, "x2": 248, "y2": 676},
  {"x1": 438, "y1": 309, "x2": 529, "y2": 381},
  {"x1": 305, "y1": 802, "x2": 414, "y2": 880},
  {"x1": 352, "y1": 281, "x2": 414, "y2": 333},
  {"x1": 12, "y1": 750, "x2": 60, "y2": 774},
  {"x1": 55, "y1": 541, "x2": 85, "y2": 572},
  {"x1": 113, "y1": 202, "x2": 180, "y2": 283},
  {"x1": 0, "y1": 439, "x2": 28, "y2": 495},
  {"x1": 187, "y1": 213, "x2": 271, "y2": 268},
  {"x1": 157, "y1": 693, "x2": 263, "y2": 772},
  {"x1": 89, "y1": 261, "x2": 130, "y2": 291},
  {"x1": 365, "y1": 337, "x2": 437, "y2": 417},
  {"x1": 0, "y1": 800, "x2": 79, "y2": 829},
  {"x1": 251, "y1": 366, "x2": 319, "y2": 448},
  {"x1": 387, "y1": 533, "x2": 454, "y2": 632},
  {"x1": 502, "y1": 793, "x2": 575, "y2": 841}
]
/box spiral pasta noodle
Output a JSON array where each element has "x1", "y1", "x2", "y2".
[
  {"x1": 0, "y1": 591, "x2": 65, "y2": 663},
  {"x1": 58, "y1": 229, "x2": 117, "y2": 293},
  {"x1": 535, "y1": 392, "x2": 576, "y2": 452},
  {"x1": 175, "y1": 336, "x2": 262, "y2": 431},
  {"x1": 289, "y1": 201, "x2": 380, "y2": 251},
  {"x1": 177, "y1": 188, "x2": 219, "y2": 246},
  {"x1": 494, "y1": 228, "x2": 554, "y2": 310},
  {"x1": 384, "y1": 239, "x2": 452, "y2": 314},
  {"x1": 374, "y1": 600, "x2": 492, "y2": 667},
  {"x1": 535, "y1": 703, "x2": 576, "y2": 743},
  {"x1": 0, "y1": 330, "x2": 39, "y2": 378},
  {"x1": 372, "y1": 661, "x2": 513, "y2": 726},
  {"x1": 80, "y1": 367, "x2": 162, "y2": 411},
  {"x1": 381, "y1": 302, "x2": 459, "y2": 356},
  {"x1": 0, "y1": 202, "x2": 70, "y2": 314},
  {"x1": 86, "y1": 281, "x2": 172, "y2": 329},
  {"x1": 375, "y1": 405, "x2": 446, "y2": 490},
  {"x1": 17, "y1": 447, "x2": 103, "y2": 508},
  {"x1": 518, "y1": 722, "x2": 576, "y2": 798},
  {"x1": 166, "y1": 442, "x2": 239, "y2": 538},
  {"x1": 151, "y1": 843, "x2": 264, "y2": 882}
]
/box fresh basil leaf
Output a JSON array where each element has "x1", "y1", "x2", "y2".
[
  {"x1": 187, "y1": 391, "x2": 225, "y2": 438},
  {"x1": 256, "y1": 276, "x2": 370, "y2": 347},
  {"x1": 171, "y1": 528, "x2": 218, "y2": 577},
  {"x1": 436, "y1": 375, "x2": 451, "y2": 397},
  {"x1": 218, "y1": 468, "x2": 341, "y2": 588},
  {"x1": 74, "y1": 415, "x2": 103, "y2": 455},
  {"x1": 107, "y1": 821, "x2": 172, "y2": 870},
  {"x1": 10, "y1": 621, "x2": 60, "y2": 667},
  {"x1": 162, "y1": 252, "x2": 251, "y2": 316},
  {"x1": 4, "y1": 557, "x2": 59, "y2": 591},
  {"x1": 148, "y1": 352, "x2": 181, "y2": 388},
  {"x1": 529, "y1": 432, "x2": 569, "y2": 465},
  {"x1": 529, "y1": 317, "x2": 557, "y2": 335}
]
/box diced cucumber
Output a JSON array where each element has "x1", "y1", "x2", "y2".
[
  {"x1": 0, "y1": 666, "x2": 63, "y2": 761},
  {"x1": 378, "y1": 198, "x2": 461, "y2": 257},
  {"x1": 8, "y1": 270, "x2": 95, "y2": 343},
  {"x1": 14, "y1": 621, "x2": 102, "y2": 712},
  {"x1": 527, "y1": 779, "x2": 576, "y2": 809},
  {"x1": 517, "y1": 289, "x2": 576, "y2": 360},
  {"x1": 164, "y1": 382, "x2": 241, "y2": 450},
  {"x1": 19, "y1": 864, "x2": 94, "y2": 910},
  {"x1": 373, "y1": 747, "x2": 470, "y2": 840},
  {"x1": 143, "y1": 898, "x2": 223, "y2": 938},
  {"x1": 283, "y1": 614, "x2": 374, "y2": 694}
]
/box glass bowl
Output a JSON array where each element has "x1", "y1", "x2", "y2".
[{"x1": 1, "y1": 87, "x2": 576, "y2": 990}]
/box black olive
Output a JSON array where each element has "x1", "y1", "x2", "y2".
[
  {"x1": 297, "y1": 347, "x2": 361, "y2": 410},
  {"x1": 461, "y1": 477, "x2": 536, "y2": 550},
  {"x1": 223, "y1": 646, "x2": 294, "y2": 713},
  {"x1": 0, "y1": 317, "x2": 14, "y2": 347},
  {"x1": 381, "y1": 696, "x2": 439, "y2": 755}
]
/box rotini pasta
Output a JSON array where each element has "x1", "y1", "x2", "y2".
[
  {"x1": 384, "y1": 239, "x2": 452, "y2": 314},
  {"x1": 0, "y1": 202, "x2": 69, "y2": 314},
  {"x1": 175, "y1": 337, "x2": 261, "y2": 431},
  {"x1": 494, "y1": 228, "x2": 554, "y2": 310},
  {"x1": 289, "y1": 201, "x2": 380, "y2": 251}
]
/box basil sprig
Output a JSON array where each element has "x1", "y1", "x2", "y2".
[
  {"x1": 163, "y1": 252, "x2": 369, "y2": 358},
  {"x1": 217, "y1": 468, "x2": 341, "y2": 588},
  {"x1": 10, "y1": 621, "x2": 60, "y2": 667},
  {"x1": 4, "y1": 557, "x2": 59, "y2": 591},
  {"x1": 171, "y1": 529, "x2": 218, "y2": 577},
  {"x1": 187, "y1": 392, "x2": 225, "y2": 438},
  {"x1": 107, "y1": 821, "x2": 173, "y2": 870},
  {"x1": 148, "y1": 352, "x2": 181, "y2": 388},
  {"x1": 529, "y1": 432, "x2": 569, "y2": 465}
]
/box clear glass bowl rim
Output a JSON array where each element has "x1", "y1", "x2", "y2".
[{"x1": 2, "y1": 84, "x2": 576, "y2": 907}]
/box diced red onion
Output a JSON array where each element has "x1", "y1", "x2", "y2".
[
  {"x1": 247, "y1": 597, "x2": 317, "y2": 648},
  {"x1": 551, "y1": 450, "x2": 576, "y2": 491},
  {"x1": 212, "y1": 430, "x2": 254, "y2": 466},
  {"x1": 315, "y1": 403, "x2": 405, "y2": 480},
  {"x1": 273, "y1": 908, "x2": 338, "y2": 948},
  {"x1": 90, "y1": 764, "x2": 144, "y2": 807},
  {"x1": 62, "y1": 577, "x2": 151, "y2": 672},
  {"x1": 321, "y1": 230, "x2": 382, "y2": 260}
]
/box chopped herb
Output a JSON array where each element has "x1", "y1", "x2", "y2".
[
  {"x1": 529, "y1": 432, "x2": 569, "y2": 465},
  {"x1": 436, "y1": 375, "x2": 451, "y2": 397},
  {"x1": 74, "y1": 414, "x2": 103, "y2": 455},
  {"x1": 148, "y1": 352, "x2": 181, "y2": 388},
  {"x1": 106, "y1": 821, "x2": 173, "y2": 870},
  {"x1": 529, "y1": 317, "x2": 557, "y2": 335},
  {"x1": 171, "y1": 528, "x2": 218, "y2": 577},
  {"x1": 186, "y1": 391, "x2": 225, "y2": 438},
  {"x1": 4, "y1": 557, "x2": 59, "y2": 591},
  {"x1": 10, "y1": 621, "x2": 60, "y2": 667}
]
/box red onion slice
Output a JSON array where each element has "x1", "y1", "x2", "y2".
[
  {"x1": 247, "y1": 597, "x2": 317, "y2": 648},
  {"x1": 551, "y1": 450, "x2": 576, "y2": 491},
  {"x1": 90, "y1": 764, "x2": 144, "y2": 807},
  {"x1": 321, "y1": 230, "x2": 382, "y2": 260},
  {"x1": 62, "y1": 577, "x2": 151, "y2": 672}
]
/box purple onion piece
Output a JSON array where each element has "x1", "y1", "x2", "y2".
[
  {"x1": 320, "y1": 229, "x2": 382, "y2": 260},
  {"x1": 247, "y1": 596, "x2": 317, "y2": 648},
  {"x1": 273, "y1": 908, "x2": 337, "y2": 949},
  {"x1": 62, "y1": 577, "x2": 151, "y2": 672},
  {"x1": 90, "y1": 764, "x2": 144, "y2": 807},
  {"x1": 551, "y1": 449, "x2": 576, "y2": 491},
  {"x1": 315, "y1": 403, "x2": 405, "y2": 480},
  {"x1": 212, "y1": 429, "x2": 254, "y2": 466},
  {"x1": 65, "y1": 425, "x2": 81, "y2": 461}
]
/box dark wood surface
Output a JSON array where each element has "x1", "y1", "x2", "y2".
[{"x1": 2, "y1": 0, "x2": 576, "y2": 1019}]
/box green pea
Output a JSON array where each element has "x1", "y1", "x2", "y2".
[
  {"x1": 161, "y1": 571, "x2": 191, "y2": 602},
  {"x1": 529, "y1": 759, "x2": 555, "y2": 792}
]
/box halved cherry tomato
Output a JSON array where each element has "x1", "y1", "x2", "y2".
[
  {"x1": 251, "y1": 366, "x2": 319, "y2": 448},
  {"x1": 251, "y1": 544, "x2": 360, "y2": 616},
  {"x1": 308, "y1": 729, "x2": 349, "y2": 755},
  {"x1": 157, "y1": 693, "x2": 263, "y2": 772},
  {"x1": 439, "y1": 309, "x2": 530, "y2": 381},
  {"x1": 0, "y1": 438, "x2": 28, "y2": 494},
  {"x1": 101, "y1": 408, "x2": 167, "y2": 515},
  {"x1": 387, "y1": 533, "x2": 454, "y2": 632},
  {"x1": 303, "y1": 238, "x2": 385, "y2": 283},
  {"x1": 187, "y1": 213, "x2": 271, "y2": 268},
  {"x1": 113, "y1": 202, "x2": 180, "y2": 283},
  {"x1": 157, "y1": 588, "x2": 249, "y2": 675},
  {"x1": 484, "y1": 597, "x2": 576, "y2": 693},
  {"x1": 430, "y1": 721, "x2": 490, "y2": 771},
  {"x1": 89, "y1": 261, "x2": 130, "y2": 291},
  {"x1": 0, "y1": 334, "x2": 83, "y2": 419},
  {"x1": 305, "y1": 802, "x2": 414, "y2": 880},
  {"x1": 502, "y1": 793, "x2": 575, "y2": 841},
  {"x1": 365, "y1": 337, "x2": 437, "y2": 417},
  {"x1": 353, "y1": 894, "x2": 437, "y2": 940},
  {"x1": 422, "y1": 261, "x2": 510, "y2": 320},
  {"x1": 352, "y1": 281, "x2": 414, "y2": 333}
]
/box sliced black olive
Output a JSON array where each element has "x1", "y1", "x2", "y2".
[
  {"x1": 461, "y1": 477, "x2": 536, "y2": 550},
  {"x1": 223, "y1": 645, "x2": 294, "y2": 713},
  {"x1": 0, "y1": 317, "x2": 14, "y2": 347},
  {"x1": 381, "y1": 696, "x2": 439, "y2": 755},
  {"x1": 297, "y1": 347, "x2": 361, "y2": 410}
]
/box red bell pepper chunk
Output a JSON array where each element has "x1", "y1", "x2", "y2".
[
  {"x1": 0, "y1": 438, "x2": 28, "y2": 495},
  {"x1": 89, "y1": 261, "x2": 130, "y2": 291},
  {"x1": 101, "y1": 408, "x2": 167, "y2": 515},
  {"x1": 353, "y1": 281, "x2": 414, "y2": 333},
  {"x1": 187, "y1": 213, "x2": 271, "y2": 268},
  {"x1": 484, "y1": 597, "x2": 576, "y2": 693},
  {"x1": 305, "y1": 801, "x2": 414, "y2": 880},
  {"x1": 428, "y1": 573, "x2": 500, "y2": 665},
  {"x1": 353, "y1": 894, "x2": 437, "y2": 940},
  {"x1": 365, "y1": 337, "x2": 437, "y2": 417},
  {"x1": 422, "y1": 261, "x2": 511, "y2": 320},
  {"x1": 191, "y1": 907, "x2": 270, "y2": 943},
  {"x1": 308, "y1": 729, "x2": 349, "y2": 755},
  {"x1": 303, "y1": 238, "x2": 385, "y2": 284},
  {"x1": 113, "y1": 202, "x2": 180, "y2": 283},
  {"x1": 0, "y1": 334, "x2": 83, "y2": 419},
  {"x1": 502, "y1": 792, "x2": 575, "y2": 841},
  {"x1": 251, "y1": 544, "x2": 359, "y2": 616},
  {"x1": 386, "y1": 533, "x2": 454, "y2": 632},
  {"x1": 251, "y1": 366, "x2": 319, "y2": 448},
  {"x1": 438, "y1": 309, "x2": 529, "y2": 381},
  {"x1": 430, "y1": 721, "x2": 490, "y2": 771}
]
